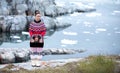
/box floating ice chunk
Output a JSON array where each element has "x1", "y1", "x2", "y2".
[
  {"x1": 95, "y1": 28, "x2": 107, "y2": 33},
  {"x1": 83, "y1": 31, "x2": 94, "y2": 35},
  {"x1": 63, "y1": 31, "x2": 78, "y2": 36},
  {"x1": 86, "y1": 12, "x2": 102, "y2": 17},
  {"x1": 61, "y1": 45, "x2": 67, "y2": 47},
  {"x1": 114, "y1": 10, "x2": 120, "y2": 13},
  {"x1": 83, "y1": 31, "x2": 91, "y2": 34},
  {"x1": 83, "y1": 21, "x2": 93, "y2": 27},
  {"x1": 112, "y1": 10, "x2": 120, "y2": 15},
  {"x1": 10, "y1": 36, "x2": 20, "y2": 39},
  {"x1": 96, "y1": 28, "x2": 107, "y2": 31},
  {"x1": 61, "y1": 39, "x2": 78, "y2": 45},
  {"x1": 16, "y1": 40, "x2": 22, "y2": 43},
  {"x1": 22, "y1": 31, "x2": 29, "y2": 35}
]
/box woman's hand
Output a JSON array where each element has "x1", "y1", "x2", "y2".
[
  {"x1": 30, "y1": 38, "x2": 34, "y2": 42},
  {"x1": 39, "y1": 36, "x2": 43, "y2": 43}
]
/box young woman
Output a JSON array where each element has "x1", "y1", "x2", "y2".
[{"x1": 29, "y1": 10, "x2": 46, "y2": 67}]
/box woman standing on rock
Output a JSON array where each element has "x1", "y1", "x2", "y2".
[{"x1": 29, "y1": 10, "x2": 46, "y2": 67}]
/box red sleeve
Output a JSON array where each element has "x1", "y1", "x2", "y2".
[
  {"x1": 29, "y1": 24, "x2": 33, "y2": 37},
  {"x1": 40, "y1": 24, "x2": 47, "y2": 37},
  {"x1": 29, "y1": 30, "x2": 33, "y2": 37},
  {"x1": 41, "y1": 30, "x2": 46, "y2": 37}
]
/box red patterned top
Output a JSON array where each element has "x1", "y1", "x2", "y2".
[{"x1": 29, "y1": 19, "x2": 46, "y2": 37}]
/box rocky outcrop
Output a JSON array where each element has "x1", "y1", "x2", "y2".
[
  {"x1": 0, "y1": 15, "x2": 27, "y2": 32},
  {"x1": 0, "y1": 48, "x2": 86, "y2": 64},
  {"x1": 0, "y1": 0, "x2": 96, "y2": 16},
  {"x1": 0, "y1": 0, "x2": 96, "y2": 33},
  {"x1": 0, "y1": 15, "x2": 71, "y2": 33},
  {"x1": 0, "y1": 0, "x2": 55, "y2": 16}
]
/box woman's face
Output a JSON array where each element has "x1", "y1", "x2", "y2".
[{"x1": 35, "y1": 14, "x2": 41, "y2": 21}]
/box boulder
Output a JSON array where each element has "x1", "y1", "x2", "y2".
[
  {"x1": 0, "y1": 51, "x2": 15, "y2": 64},
  {"x1": 45, "y1": 5, "x2": 58, "y2": 17},
  {"x1": 0, "y1": 7, "x2": 9, "y2": 15},
  {"x1": 14, "y1": 49, "x2": 30, "y2": 63},
  {"x1": 16, "y1": 4, "x2": 28, "y2": 15},
  {"x1": 42, "y1": 49, "x2": 52, "y2": 55},
  {"x1": 0, "y1": 15, "x2": 27, "y2": 32},
  {"x1": 10, "y1": 15, "x2": 27, "y2": 32},
  {"x1": 56, "y1": 6, "x2": 68, "y2": 16}
]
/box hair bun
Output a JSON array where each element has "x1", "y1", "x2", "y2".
[{"x1": 35, "y1": 10, "x2": 40, "y2": 15}]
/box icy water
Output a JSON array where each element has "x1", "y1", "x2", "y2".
[{"x1": 0, "y1": 0, "x2": 120, "y2": 60}]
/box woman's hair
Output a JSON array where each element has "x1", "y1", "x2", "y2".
[{"x1": 35, "y1": 10, "x2": 40, "y2": 16}]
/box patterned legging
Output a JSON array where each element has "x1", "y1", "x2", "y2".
[{"x1": 30, "y1": 48, "x2": 43, "y2": 61}]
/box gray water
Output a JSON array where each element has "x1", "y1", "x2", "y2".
[{"x1": 0, "y1": 0, "x2": 120, "y2": 60}]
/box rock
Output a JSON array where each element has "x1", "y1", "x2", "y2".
[
  {"x1": 49, "y1": 48, "x2": 58, "y2": 54},
  {"x1": 0, "y1": 0, "x2": 96, "y2": 16},
  {"x1": 46, "y1": 48, "x2": 75, "y2": 55},
  {"x1": 14, "y1": 49, "x2": 30, "y2": 63},
  {"x1": 42, "y1": 49, "x2": 52, "y2": 55},
  {"x1": 12, "y1": 0, "x2": 26, "y2": 5},
  {"x1": 0, "y1": 0, "x2": 96, "y2": 34},
  {"x1": 0, "y1": 0, "x2": 8, "y2": 15},
  {"x1": 0, "y1": 48, "x2": 85, "y2": 64},
  {"x1": 0, "y1": 7, "x2": 9, "y2": 15},
  {"x1": 0, "y1": 51, "x2": 15, "y2": 64},
  {"x1": 10, "y1": 15, "x2": 27, "y2": 32},
  {"x1": 56, "y1": 6, "x2": 68, "y2": 16},
  {"x1": 62, "y1": 49, "x2": 75, "y2": 54},
  {"x1": 57, "y1": 49, "x2": 64, "y2": 54},
  {"x1": 16, "y1": 4, "x2": 28, "y2": 15},
  {"x1": 45, "y1": 5, "x2": 57, "y2": 17},
  {"x1": 0, "y1": 15, "x2": 27, "y2": 32},
  {"x1": 55, "y1": 1, "x2": 96, "y2": 14}
]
